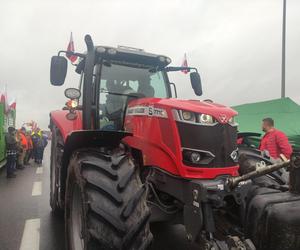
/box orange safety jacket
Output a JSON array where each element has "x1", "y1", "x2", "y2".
[
  {"x1": 27, "y1": 137, "x2": 33, "y2": 149},
  {"x1": 19, "y1": 132, "x2": 28, "y2": 150}
]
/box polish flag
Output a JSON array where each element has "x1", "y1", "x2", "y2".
[
  {"x1": 181, "y1": 53, "x2": 189, "y2": 74},
  {"x1": 66, "y1": 32, "x2": 77, "y2": 63},
  {"x1": 9, "y1": 98, "x2": 16, "y2": 110},
  {"x1": 0, "y1": 93, "x2": 5, "y2": 103},
  {"x1": 2, "y1": 88, "x2": 9, "y2": 113}
]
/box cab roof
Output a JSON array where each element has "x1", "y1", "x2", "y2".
[{"x1": 95, "y1": 45, "x2": 172, "y2": 68}]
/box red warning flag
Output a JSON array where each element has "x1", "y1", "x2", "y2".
[{"x1": 66, "y1": 32, "x2": 77, "y2": 63}]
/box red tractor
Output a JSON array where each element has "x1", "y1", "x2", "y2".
[{"x1": 49, "y1": 35, "x2": 300, "y2": 250}]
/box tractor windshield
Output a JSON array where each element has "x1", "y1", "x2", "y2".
[
  {"x1": 100, "y1": 63, "x2": 169, "y2": 98},
  {"x1": 98, "y1": 63, "x2": 170, "y2": 130}
]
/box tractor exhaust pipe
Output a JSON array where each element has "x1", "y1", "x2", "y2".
[
  {"x1": 84, "y1": 34, "x2": 94, "y2": 52},
  {"x1": 82, "y1": 34, "x2": 95, "y2": 130}
]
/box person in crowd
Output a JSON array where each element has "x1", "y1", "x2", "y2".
[
  {"x1": 17, "y1": 127, "x2": 28, "y2": 169},
  {"x1": 35, "y1": 128, "x2": 46, "y2": 165},
  {"x1": 24, "y1": 132, "x2": 33, "y2": 165},
  {"x1": 5, "y1": 127, "x2": 18, "y2": 178},
  {"x1": 259, "y1": 117, "x2": 293, "y2": 160},
  {"x1": 31, "y1": 129, "x2": 41, "y2": 164},
  {"x1": 40, "y1": 131, "x2": 48, "y2": 163}
]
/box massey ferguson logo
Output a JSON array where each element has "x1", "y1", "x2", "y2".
[{"x1": 219, "y1": 114, "x2": 227, "y2": 123}]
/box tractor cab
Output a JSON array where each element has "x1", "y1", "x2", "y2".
[
  {"x1": 95, "y1": 51, "x2": 171, "y2": 130},
  {"x1": 50, "y1": 36, "x2": 202, "y2": 132}
]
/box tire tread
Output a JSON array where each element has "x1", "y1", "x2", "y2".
[{"x1": 66, "y1": 146, "x2": 152, "y2": 250}]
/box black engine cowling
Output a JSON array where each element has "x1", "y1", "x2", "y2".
[{"x1": 239, "y1": 147, "x2": 300, "y2": 250}]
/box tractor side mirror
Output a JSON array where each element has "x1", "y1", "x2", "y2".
[
  {"x1": 50, "y1": 56, "x2": 68, "y2": 86},
  {"x1": 190, "y1": 72, "x2": 202, "y2": 96}
]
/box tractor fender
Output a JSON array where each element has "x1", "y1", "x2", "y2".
[
  {"x1": 60, "y1": 130, "x2": 132, "y2": 200},
  {"x1": 49, "y1": 110, "x2": 83, "y2": 141},
  {"x1": 61, "y1": 130, "x2": 132, "y2": 168}
]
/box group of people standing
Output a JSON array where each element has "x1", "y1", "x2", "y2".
[{"x1": 5, "y1": 126, "x2": 48, "y2": 178}]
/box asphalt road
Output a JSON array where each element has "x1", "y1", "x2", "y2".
[{"x1": 0, "y1": 145, "x2": 200, "y2": 250}]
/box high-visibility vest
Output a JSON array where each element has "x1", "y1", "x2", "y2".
[{"x1": 19, "y1": 132, "x2": 28, "y2": 150}]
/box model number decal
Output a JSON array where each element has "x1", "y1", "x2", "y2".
[
  {"x1": 127, "y1": 106, "x2": 168, "y2": 118},
  {"x1": 127, "y1": 106, "x2": 147, "y2": 115}
]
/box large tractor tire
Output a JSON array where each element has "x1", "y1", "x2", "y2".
[
  {"x1": 65, "y1": 146, "x2": 152, "y2": 250},
  {"x1": 50, "y1": 126, "x2": 64, "y2": 214}
]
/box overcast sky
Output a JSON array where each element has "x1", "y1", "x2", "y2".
[{"x1": 0, "y1": 0, "x2": 299, "y2": 129}]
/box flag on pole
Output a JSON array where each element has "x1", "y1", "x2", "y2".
[
  {"x1": 181, "y1": 53, "x2": 189, "y2": 74},
  {"x1": 9, "y1": 98, "x2": 16, "y2": 110},
  {"x1": 0, "y1": 93, "x2": 5, "y2": 103},
  {"x1": 66, "y1": 32, "x2": 77, "y2": 63},
  {"x1": 3, "y1": 86, "x2": 9, "y2": 113}
]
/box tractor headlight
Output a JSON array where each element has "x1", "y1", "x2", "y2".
[
  {"x1": 67, "y1": 99, "x2": 78, "y2": 109},
  {"x1": 158, "y1": 56, "x2": 166, "y2": 62},
  {"x1": 107, "y1": 48, "x2": 117, "y2": 55},
  {"x1": 190, "y1": 152, "x2": 201, "y2": 163},
  {"x1": 173, "y1": 109, "x2": 217, "y2": 126},
  {"x1": 182, "y1": 111, "x2": 195, "y2": 122},
  {"x1": 182, "y1": 149, "x2": 215, "y2": 166},
  {"x1": 199, "y1": 114, "x2": 214, "y2": 124},
  {"x1": 96, "y1": 47, "x2": 106, "y2": 53}
]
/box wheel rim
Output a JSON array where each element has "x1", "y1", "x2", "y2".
[{"x1": 69, "y1": 184, "x2": 85, "y2": 250}]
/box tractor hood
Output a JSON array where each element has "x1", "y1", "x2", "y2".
[{"x1": 129, "y1": 97, "x2": 238, "y2": 124}]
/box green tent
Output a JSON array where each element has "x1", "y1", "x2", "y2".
[{"x1": 232, "y1": 98, "x2": 300, "y2": 150}]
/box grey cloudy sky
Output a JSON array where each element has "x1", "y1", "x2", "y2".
[{"x1": 0, "y1": 0, "x2": 299, "y2": 129}]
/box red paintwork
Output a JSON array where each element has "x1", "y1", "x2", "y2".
[
  {"x1": 123, "y1": 98, "x2": 239, "y2": 179},
  {"x1": 50, "y1": 110, "x2": 83, "y2": 141},
  {"x1": 51, "y1": 98, "x2": 239, "y2": 179}
]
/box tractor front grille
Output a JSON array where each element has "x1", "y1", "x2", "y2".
[{"x1": 176, "y1": 122, "x2": 238, "y2": 168}]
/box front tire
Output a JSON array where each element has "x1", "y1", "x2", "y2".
[
  {"x1": 65, "y1": 146, "x2": 152, "y2": 250},
  {"x1": 50, "y1": 127, "x2": 64, "y2": 214}
]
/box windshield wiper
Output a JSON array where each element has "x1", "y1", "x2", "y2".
[{"x1": 100, "y1": 89, "x2": 144, "y2": 98}]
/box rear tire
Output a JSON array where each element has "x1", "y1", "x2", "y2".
[{"x1": 65, "y1": 146, "x2": 152, "y2": 250}]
